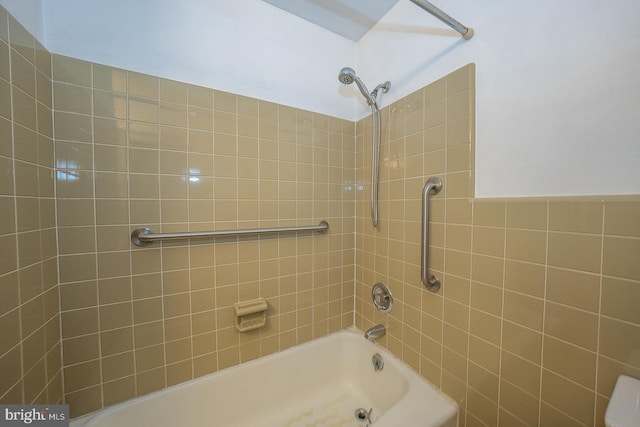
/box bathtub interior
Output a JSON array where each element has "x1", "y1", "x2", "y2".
[{"x1": 72, "y1": 330, "x2": 452, "y2": 427}]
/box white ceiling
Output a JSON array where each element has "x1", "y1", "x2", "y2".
[{"x1": 261, "y1": 0, "x2": 401, "y2": 41}]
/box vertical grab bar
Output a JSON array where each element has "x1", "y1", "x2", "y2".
[{"x1": 422, "y1": 177, "x2": 443, "y2": 292}]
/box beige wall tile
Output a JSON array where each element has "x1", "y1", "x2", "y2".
[
  {"x1": 472, "y1": 226, "x2": 505, "y2": 257},
  {"x1": 62, "y1": 334, "x2": 100, "y2": 365},
  {"x1": 506, "y1": 200, "x2": 547, "y2": 230},
  {"x1": 470, "y1": 281, "x2": 502, "y2": 317},
  {"x1": 543, "y1": 335, "x2": 596, "y2": 389},
  {"x1": 502, "y1": 320, "x2": 542, "y2": 364},
  {"x1": 499, "y1": 380, "x2": 540, "y2": 427},
  {"x1": 545, "y1": 302, "x2": 598, "y2": 351},
  {"x1": 187, "y1": 106, "x2": 212, "y2": 132},
  {"x1": 63, "y1": 360, "x2": 101, "y2": 393},
  {"x1": 103, "y1": 376, "x2": 135, "y2": 407},
  {"x1": 165, "y1": 315, "x2": 192, "y2": 341},
  {"x1": 129, "y1": 122, "x2": 159, "y2": 148},
  {"x1": 467, "y1": 387, "x2": 498, "y2": 427},
  {"x1": 94, "y1": 90, "x2": 127, "y2": 119},
  {"x1": 15, "y1": 197, "x2": 40, "y2": 232},
  {"x1": 539, "y1": 402, "x2": 587, "y2": 427},
  {"x1": 187, "y1": 130, "x2": 212, "y2": 154},
  {"x1": 0, "y1": 309, "x2": 20, "y2": 355},
  {"x1": 99, "y1": 302, "x2": 133, "y2": 331},
  {"x1": 135, "y1": 343, "x2": 165, "y2": 372},
  {"x1": 59, "y1": 281, "x2": 97, "y2": 310},
  {"x1": 65, "y1": 385, "x2": 102, "y2": 419},
  {"x1": 102, "y1": 351, "x2": 135, "y2": 381},
  {"x1": 541, "y1": 369, "x2": 595, "y2": 426},
  {"x1": 546, "y1": 267, "x2": 600, "y2": 312},
  {"x1": 603, "y1": 236, "x2": 640, "y2": 281},
  {"x1": 547, "y1": 231, "x2": 602, "y2": 274},
  {"x1": 0, "y1": 78, "x2": 10, "y2": 121},
  {"x1": 136, "y1": 367, "x2": 165, "y2": 396},
  {"x1": 54, "y1": 82, "x2": 91, "y2": 114},
  {"x1": 599, "y1": 317, "x2": 640, "y2": 369},
  {"x1": 59, "y1": 254, "x2": 96, "y2": 283},
  {"x1": 93, "y1": 117, "x2": 127, "y2": 146},
  {"x1": 188, "y1": 85, "x2": 213, "y2": 109},
  {"x1": 503, "y1": 260, "x2": 545, "y2": 298},
  {"x1": 601, "y1": 276, "x2": 640, "y2": 324},
  {"x1": 548, "y1": 199, "x2": 603, "y2": 234},
  {"x1": 0, "y1": 272, "x2": 19, "y2": 317},
  {"x1": 160, "y1": 79, "x2": 187, "y2": 104},
  {"x1": 61, "y1": 308, "x2": 99, "y2": 338},
  {"x1": 93, "y1": 64, "x2": 126, "y2": 93},
  {"x1": 100, "y1": 327, "x2": 134, "y2": 356},
  {"x1": 505, "y1": 229, "x2": 547, "y2": 264},
  {"x1": 468, "y1": 361, "x2": 498, "y2": 403},
  {"x1": 503, "y1": 291, "x2": 543, "y2": 331},
  {"x1": 98, "y1": 277, "x2": 131, "y2": 305},
  {"x1": 447, "y1": 64, "x2": 475, "y2": 95},
  {"x1": 447, "y1": 90, "x2": 472, "y2": 123},
  {"x1": 14, "y1": 122, "x2": 38, "y2": 164},
  {"x1": 52, "y1": 54, "x2": 91, "y2": 87},
  {"x1": 165, "y1": 337, "x2": 192, "y2": 364},
  {"x1": 446, "y1": 224, "x2": 472, "y2": 252},
  {"x1": 605, "y1": 200, "x2": 640, "y2": 237},
  {"x1": 0, "y1": 40, "x2": 8, "y2": 81},
  {"x1": 128, "y1": 72, "x2": 158, "y2": 99},
  {"x1": 501, "y1": 350, "x2": 541, "y2": 397},
  {"x1": 54, "y1": 111, "x2": 91, "y2": 142},
  {"x1": 2, "y1": 26, "x2": 62, "y2": 403}
]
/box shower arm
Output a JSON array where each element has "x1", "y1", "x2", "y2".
[
  {"x1": 371, "y1": 82, "x2": 391, "y2": 101},
  {"x1": 409, "y1": 0, "x2": 474, "y2": 39}
]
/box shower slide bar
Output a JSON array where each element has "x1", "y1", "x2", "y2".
[
  {"x1": 131, "y1": 221, "x2": 329, "y2": 247},
  {"x1": 422, "y1": 177, "x2": 443, "y2": 292},
  {"x1": 409, "y1": 0, "x2": 474, "y2": 39}
]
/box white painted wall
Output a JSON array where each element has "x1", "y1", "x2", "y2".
[
  {"x1": 358, "y1": 0, "x2": 640, "y2": 197},
  {"x1": 0, "y1": 0, "x2": 43, "y2": 43},
  {"x1": 2, "y1": 0, "x2": 639, "y2": 197},
  {"x1": 39, "y1": 0, "x2": 357, "y2": 119}
]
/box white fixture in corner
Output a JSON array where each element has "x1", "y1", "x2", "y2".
[{"x1": 605, "y1": 375, "x2": 640, "y2": 427}]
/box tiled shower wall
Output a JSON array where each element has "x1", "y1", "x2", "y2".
[
  {"x1": 0, "y1": 9, "x2": 63, "y2": 405},
  {"x1": 52, "y1": 55, "x2": 355, "y2": 416},
  {"x1": 355, "y1": 64, "x2": 640, "y2": 427},
  {"x1": 4, "y1": 5, "x2": 640, "y2": 425}
]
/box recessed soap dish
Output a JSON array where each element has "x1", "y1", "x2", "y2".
[{"x1": 234, "y1": 299, "x2": 268, "y2": 332}]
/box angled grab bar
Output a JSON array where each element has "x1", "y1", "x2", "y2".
[
  {"x1": 131, "y1": 221, "x2": 329, "y2": 247},
  {"x1": 421, "y1": 177, "x2": 443, "y2": 292}
]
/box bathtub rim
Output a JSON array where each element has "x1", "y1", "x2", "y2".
[{"x1": 70, "y1": 327, "x2": 458, "y2": 426}]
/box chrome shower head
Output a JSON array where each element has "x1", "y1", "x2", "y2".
[
  {"x1": 338, "y1": 67, "x2": 356, "y2": 85},
  {"x1": 338, "y1": 67, "x2": 376, "y2": 106}
]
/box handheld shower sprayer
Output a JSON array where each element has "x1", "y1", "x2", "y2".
[
  {"x1": 338, "y1": 67, "x2": 391, "y2": 228},
  {"x1": 338, "y1": 67, "x2": 389, "y2": 107}
]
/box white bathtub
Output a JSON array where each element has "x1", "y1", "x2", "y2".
[{"x1": 71, "y1": 329, "x2": 457, "y2": 427}]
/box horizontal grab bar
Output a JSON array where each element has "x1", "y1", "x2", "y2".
[
  {"x1": 131, "y1": 221, "x2": 329, "y2": 247},
  {"x1": 422, "y1": 177, "x2": 442, "y2": 292}
]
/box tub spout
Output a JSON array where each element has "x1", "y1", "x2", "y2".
[{"x1": 364, "y1": 324, "x2": 386, "y2": 342}]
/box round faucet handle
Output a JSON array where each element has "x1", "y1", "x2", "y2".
[{"x1": 372, "y1": 283, "x2": 393, "y2": 313}]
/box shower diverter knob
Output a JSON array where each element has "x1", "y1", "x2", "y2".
[{"x1": 372, "y1": 283, "x2": 393, "y2": 313}]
